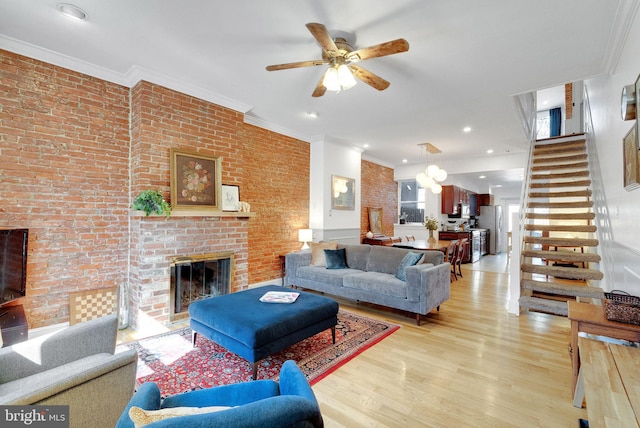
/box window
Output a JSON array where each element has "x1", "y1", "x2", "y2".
[
  {"x1": 536, "y1": 110, "x2": 550, "y2": 139},
  {"x1": 398, "y1": 180, "x2": 425, "y2": 223}
]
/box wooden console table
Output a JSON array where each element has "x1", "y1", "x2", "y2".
[
  {"x1": 578, "y1": 337, "x2": 640, "y2": 427},
  {"x1": 568, "y1": 301, "x2": 640, "y2": 401}
]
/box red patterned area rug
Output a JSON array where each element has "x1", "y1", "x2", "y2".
[{"x1": 116, "y1": 310, "x2": 399, "y2": 397}]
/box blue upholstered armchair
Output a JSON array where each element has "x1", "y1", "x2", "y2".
[{"x1": 116, "y1": 360, "x2": 323, "y2": 427}]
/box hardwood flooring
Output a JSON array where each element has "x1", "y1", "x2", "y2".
[{"x1": 118, "y1": 254, "x2": 588, "y2": 427}]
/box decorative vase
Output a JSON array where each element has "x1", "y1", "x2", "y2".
[{"x1": 428, "y1": 229, "x2": 436, "y2": 245}]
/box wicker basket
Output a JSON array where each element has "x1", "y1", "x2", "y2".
[{"x1": 603, "y1": 290, "x2": 640, "y2": 325}]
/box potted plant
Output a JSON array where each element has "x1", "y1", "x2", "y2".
[
  {"x1": 133, "y1": 190, "x2": 171, "y2": 217},
  {"x1": 424, "y1": 216, "x2": 439, "y2": 243}
]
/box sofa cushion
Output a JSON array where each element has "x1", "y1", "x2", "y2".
[
  {"x1": 310, "y1": 242, "x2": 337, "y2": 266},
  {"x1": 395, "y1": 252, "x2": 423, "y2": 281},
  {"x1": 365, "y1": 246, "x2": 413, "y2": 275},
  {"x1": 343, "y1": 272, "x2": 408, "y2": 299},
  {"x1": 296, "y1": 266, "x2": 363, "y2": 287},
  {"x1": 336, "y1": 244, "x2": 371, "y2": 271},
  {"x1": 324, "y1": 248, "x2": 348, "y2": 269}
]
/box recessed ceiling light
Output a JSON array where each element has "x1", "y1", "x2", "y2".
[
  {"x1": 363, "y1": 144, "x2": 369, "y2": 148},
  {"x1": 463, "y1": 126, "x2": 472, "y2": 133},
  {"x1": 486, "y1": 149, "x2": 494, "y2": 154},
  {"x1": 306, "y1": 111, "x2": 318, "y2": 118},
  {"x1": 479, "y1": 175, "x2": 486, "y2": 179},
  {"x1": 402, "y1": 159, "x2": 408, "y2": 163},
  {"x1": 57, "y1": 3, "x2": 88, "y2": 21},
  {"x1": 495, "y1": 185, "x2": 503, "y2": 188}
]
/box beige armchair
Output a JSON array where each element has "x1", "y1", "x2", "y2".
[{"x1": 0, "y1": 314, "x2": 138, "y2": 428}]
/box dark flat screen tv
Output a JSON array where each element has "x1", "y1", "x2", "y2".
[{"x1": 0, "y1": 229, "x2": 28, "y2": 307}]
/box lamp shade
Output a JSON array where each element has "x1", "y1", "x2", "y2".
[{"x1": 298, "y1": 229, "x2": 313, "y2": 249}]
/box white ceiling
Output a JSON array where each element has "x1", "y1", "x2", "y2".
[{"x1": 0, "y1": 0, "x2": 635, "y2": 190}]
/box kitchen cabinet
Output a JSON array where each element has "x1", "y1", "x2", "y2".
[
  {"x1": 441, "y1": 186, "x2": 459, "y2": 214},
  {"x1": 478, "y1": 193, "x2": 494, "y2": 206},
  {"x1": 442, "y1": 185, "x2": 478, "y2": 215}
]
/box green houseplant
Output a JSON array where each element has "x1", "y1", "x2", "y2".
[{"x1": 133, "y1": 190, "x2": 171, "y2": 217}]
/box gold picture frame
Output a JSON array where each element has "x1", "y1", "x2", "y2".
[
  {"x1": 170, "y1": 149, "x2": 222, "y2": 211},
  {"x1": 331, "y1": 175, "x2": 355, "y2": 210},
  {"x1": 368, "y1": 207, "x2": 383, "y2": 235},
  {"x1": 623, "y1": 124, "x2": 640, "y2": 191}
]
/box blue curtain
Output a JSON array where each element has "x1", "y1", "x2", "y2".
[{"x1": 549, "y1": 108, "x2": 561, "y2": 137}]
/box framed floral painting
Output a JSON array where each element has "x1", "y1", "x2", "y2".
[{"x1": 170, "y1": 149, "x2": 222, "y2": 211}]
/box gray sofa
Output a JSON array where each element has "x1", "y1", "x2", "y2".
[
  {"x1": 285, "y1": 244, "x2": 450, "y2": 324},
  {"x1": 0, "y1": 314, "x2": 138, "y2": 428}
]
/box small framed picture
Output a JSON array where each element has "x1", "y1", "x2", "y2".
[
  {"x1": 623, "y1": 124, "x2": 640, "y2": 191},
  {"x1": 221, "y1": 185, "x2": 240, "y2": 211}
]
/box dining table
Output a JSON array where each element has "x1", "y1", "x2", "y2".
[{"x1": 392, "y1": 239, "x2": 456, "y2": 252}]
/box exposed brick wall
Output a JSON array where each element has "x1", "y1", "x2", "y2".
[
  {"x1": 0, "y1": 50, "x2": 130, "y2": 327},
  {"x1": 241, "y1": 125, "x2": 310, "y2": 283},
  {"x1": 565, "y1": 83, "x2": 573, "y2": 120},
  {"x1": 0, "y1": 50, "x2": 310, "y2": 329},
  {"x1": 360, "y1": 160, "x2": 397, "y2": 239},
  {"x1": 1, "y1": 49, "x2": 392, "y2": 329}
]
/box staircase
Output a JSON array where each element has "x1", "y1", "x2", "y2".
[{"x1": 519, "y1": 138, "x2": 604, "y2": 316}]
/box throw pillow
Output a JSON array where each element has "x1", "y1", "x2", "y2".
[
  {"x1": 310, "y1": 241, "x2": 337, "y2": 266},
  {"x1": 395, "y1": 252, "x2": 423, "y2": 281},
  {"x1": 129, "y1": 405, "x2": 233, "y2": 428},
  {"x1": 324, "y1": 248, "x2": 348, "y2": 269}
]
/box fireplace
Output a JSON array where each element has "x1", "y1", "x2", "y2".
[{"x1": 169, "y1": 251, "x2": 234, "y2": 321}]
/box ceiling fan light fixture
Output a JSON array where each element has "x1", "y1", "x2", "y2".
[{"x1": 323, "y1": 64, "x2": 357, "y2": 92}]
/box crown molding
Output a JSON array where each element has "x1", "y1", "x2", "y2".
[
  {"x1": 243, "y1": 114, "x2": 311, "y2": 143},
  {"x1": 0, "y1": 34, "x2": 252, "y2": 114},
  {"x1": 601, "y1": 0, "x2": 640, "y2": 74}
]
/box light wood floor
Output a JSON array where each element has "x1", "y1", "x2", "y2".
[{"x1": 119, "y1": 254, "x2": 588, "y2": 427}]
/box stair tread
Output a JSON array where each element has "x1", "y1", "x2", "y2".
[
  {"x1": 519, "y1": 296, "x2": 569, "y2": 316},
  {"x1": 521, "y1": 263, "x2": 604, "y2": 280},
  {"x1": 528, "y1": 201, "x2": 593, "y2": 209},
  {"x1": 533, "y1": 154, "x2": 588, "y2": 164},
  {"x1": 534, "y1": 140, "x2": 586, "y2": 150},
  {"x1": 531, "y1": 171, "x2": 589, "y2": 180},
  {"x1": 524, "y1": 237, "x2": 598, "y2": 246},
  {"x1": 529, "y1": 190, "x2": 592, "y2": 198},
  {"x1": 524, "y1": 224, "x2": 597, "y2": 232},
  {"x1": 522, "y1": 250, "x2": 601, "y2": 262},
  {"x1": 530, "y1": 180, "x2": 592, "y2": 188},
  {"x1": 521, "y1": 279, "x2": 604, "y2": 298},
  {"x1": 526, "y1": 212, "x2": 595, "y2": 220},
  {"x1": 532, "y1": 163, "x2": 589, "y2": 171}
]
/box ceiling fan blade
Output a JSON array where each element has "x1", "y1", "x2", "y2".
[
  {"x1": 312, "y1": 71, "x2": 328, "y2": 97},
  {"x1": 346, "y1": 38, "x2": 409, "y2": 62},
  {"x1": 348, "y1": 64, "x2": 390, "y2": 91},
  {"x1": 266, "y1": 59, "x2": 329, "y2": 71},
  {"x1": 306, "y1": 22, "x2": 339, "y2": 54}
]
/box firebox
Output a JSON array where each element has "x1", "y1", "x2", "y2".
[{"x1": 169, "y1": 251, "x2": 234, "y2": 321}]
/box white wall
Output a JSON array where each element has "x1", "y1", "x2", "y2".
[
  {"x1": 309, "y1": 138, "x2": 362, "y2": 243},
  {"x1": 585, "y1": 10, "x2": 640, "y2": 294}
]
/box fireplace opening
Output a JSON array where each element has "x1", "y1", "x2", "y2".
[{"x1": 170, "y1": 252, "x2": 233, "y2": 321}]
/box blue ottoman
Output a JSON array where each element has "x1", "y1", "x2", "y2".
[{"x1": 189, "y1": 285, "x2": 339, "y2": 379}]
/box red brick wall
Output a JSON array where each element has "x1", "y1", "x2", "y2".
[
  {"x1": 0, "y1": 49, "x2": 392, "y2": 328},
  {"x1": 0, "y1": 50, "x2": 130, "y2": 327},
  {"x1": 0, "y1": 50, "x2": 310, "y2": 328},
  {"x1": 361, "y1": 160, "x2": 397, "y2": 239}
]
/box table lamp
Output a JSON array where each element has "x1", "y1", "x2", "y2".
[{"x1": 298, "y1": 229, "x2": 313, "y2": 250}]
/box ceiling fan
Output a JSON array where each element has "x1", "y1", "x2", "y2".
[{"x1": 266, "y1": 23, "x2": 409, "y2": 97}]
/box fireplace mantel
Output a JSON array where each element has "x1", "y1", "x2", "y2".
[{"x1": 131, "y1": 210, "x2": 255, "y2": 218}]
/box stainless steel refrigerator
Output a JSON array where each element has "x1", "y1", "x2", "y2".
[{"x1": 479, "y1": 205, "x2": 503, "y2": 254}]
